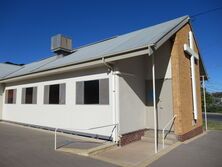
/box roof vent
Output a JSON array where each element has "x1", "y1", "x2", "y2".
[{"x1": 51, "y1": 34, "x2": 72, "y2": 56}]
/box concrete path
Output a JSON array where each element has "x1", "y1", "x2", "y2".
[
  {"x1": 149, "y1": 131, "x2": 222, "y2": 167},
  {"x1": 96, "y1": 140, "x2": 157, "y2": 166},
  {"x1": 93, "y1": 139, "x2": 175, "y2": 167},
  {"x1": 0, "y1": 122, "x2": 118, "y2": 167}
]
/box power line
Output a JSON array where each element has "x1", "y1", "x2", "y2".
[{"x1": 191, "y1": 6, "x2": 222, "y2": 19}]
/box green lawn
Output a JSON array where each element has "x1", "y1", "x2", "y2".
[{"x1": 203, "y1": 120, "x2": 222, "y2": 131}]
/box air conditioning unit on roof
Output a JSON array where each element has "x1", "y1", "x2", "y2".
[{"x1": 51, "y1": 34, "x2": 72, "y2": 56}]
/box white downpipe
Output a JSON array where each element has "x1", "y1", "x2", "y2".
[
  {"x1": 202, "y1": 76, "x2": 208, "y2": 131},
  {"x1": 115, "y1": 73, "x2": 120, "y2": 141},
  {"x1": 102, "y1": 57, "x2": 119, "y2": 142},
  {"x1": 152, "y1": 52, "x2": 158, "y2": 153},
  {"x1": 112, "y1": 70, "x2": 118, "y2": 142},
  {"x1": 189, "y1": 31, "x2": 198, "y2": 120},
  {"x1": 55, "y1": 128, "x2": 58, "y2": 150}
]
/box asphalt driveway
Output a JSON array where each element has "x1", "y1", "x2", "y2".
[
  {"x1": 1, "y1": 122, "x2": 222, "y2": 167},
  {"x1": 203, "y1": 112, "x2": 222, "y2": 122},
  {"x1": 149, "y1": 131, "x2": 222, "y2": 167},
  {"x1": 0, "y1": 122, "x2": 118, "y2": 167}
]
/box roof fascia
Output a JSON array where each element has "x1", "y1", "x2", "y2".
[{"x1": 154, "y1": 16, "x2": 189, "y2": 50}]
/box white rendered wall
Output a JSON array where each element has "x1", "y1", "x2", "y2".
[
  {"x1": 116, "y1": 56, "x2": 147, "y2": 134},
  {"x1": 2, "y1": 40, "x2": 174, "y2": 137},
  {"x1": 2, "y1": 66, "x2": 115, "y2": 137},
  {"x1": 145, "y1": 40, "x2": 174, "y2": 130},
  {"x1": 0, "y1": 85, "x2": 4, "y2": 120},
  {"x1": 145, "y1": 40, "x2": 172, "y2": 80},
  {"x1": 115, "y1": 40, "x2": 174, "y2": 134}
]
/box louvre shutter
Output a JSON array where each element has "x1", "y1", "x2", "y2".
[
  {"x1": 5, "y1": 90, "x2": 8, "y2": 104},
  {"x1": 21, "y1": 88, "x2": 26, "y2": 104},
  {"x1": 32, "y1": 87, "x2": 37, "y2": 104},
  {"x1": 76, "y1": 81, "x2": 84, "y2": 104},
  {"x1": 44, "y1": 85, "x2": 49, "y2": 104},
  {"x1": 13, "y1": 89, "x2": 16, "y2": 104},
  {"x1": 99, "y1": 79, "x2": 109, "y2": 104},
  {"x1": 59, "y1": 83, "x2": 66, "y2": 104}
]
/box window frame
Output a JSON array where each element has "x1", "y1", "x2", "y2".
[
  {"x1": 76, "y1": 78, "x2": 109, "y2": 105},
  {"x1": 21, "y1": 87, "x2": 37, "y2": 104},
  {"x1": 5, "y1": 89, "x2": 17, "y2": 104},
  {"x1": 44, "y1": 83, "x2": 66, "y2": 105}
]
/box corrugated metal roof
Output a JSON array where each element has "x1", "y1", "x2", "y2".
[
  {"x1": 0, "y1": 63, "x2": 22, "y2": 79},
  {"x1": 1, "y1": 16, "x2": 189, "y2": 80},
  {"x1": 4, "y1": 55, "x2": 59, "y2": 78}
]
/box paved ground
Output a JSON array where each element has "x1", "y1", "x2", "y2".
[
  {"x1": 95, "y1": 140, "x2": 171, "y2": 167},
  {"x1": 149, "y1": 131, "x2": 222, "y2": 167},
  {"x1": 0, "y1": 122, "x2": 118, "y2": 167},
  {"x1": 203, "y1": 112, "x2": 222, "y2": 122},
  {"x1": 1, "y1": 122, "x2": 222, "y2": 167}
]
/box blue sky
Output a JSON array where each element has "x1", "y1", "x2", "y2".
[{"x1": 0, "y1": 0, "x2": 222, "y2": 92}]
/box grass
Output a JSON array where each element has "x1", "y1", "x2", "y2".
[
  {"x1": 203, "y1": 120, "x2": 222, "y2": 131},
  {"x1": 205, "y1": 106, "x2": 222, "y2": 114}
]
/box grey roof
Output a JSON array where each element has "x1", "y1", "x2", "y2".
[
  {"x1": 3, "y1": 55, "x2": 59, "y2": 79},
  {"x1": 0, "y1": 63, "x2": 22, "y2": 79},
  {"x1": 1, "y1": 16, "x2": 190, "y2": 80}
]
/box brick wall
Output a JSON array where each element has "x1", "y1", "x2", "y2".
[
  {"x1": 171, "y1": 23, "x2": 203, "y2": 139},
  {"x1": 119, "y1": 129, "x2": 146, "y2": 146},
  {"x1": 177, "y1": 126, "x2": 203, "y2": 141}
]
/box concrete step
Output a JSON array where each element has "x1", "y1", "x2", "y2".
[
  {"x1": 141, "y1": 136, "x2": 176, "y2": 145},
  {"x1": 58, "y1": 142, "x2": 117, "y2": 156},
  {"x1": 88, "y1": 142, "x2": 118, "y2": 155}
]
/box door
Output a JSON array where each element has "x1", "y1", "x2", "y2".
[
  {"x1": 145, "y1": 79, "x2": 174, "y2": 131},
  {"x1": 156, "y1": 79, "x2": 174, "y2": 131}
]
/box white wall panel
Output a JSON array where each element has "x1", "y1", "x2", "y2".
[{"x1": 2, "y1": 67, "x2": 114, "y2": 137}]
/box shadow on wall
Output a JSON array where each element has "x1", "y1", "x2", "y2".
[
  {"x1": 116, "y1": 55, "x2": 147, "y2": 106},
  {"x1": 0, "y1": 84, "x2": 4, "y2": 95},
  {"x1": 145, "y1": 39, "x2": 174, "y2": 131},
  {"x1": 145, "y1": 39, "x2": 173, "y2": 107},
  {"x1": 115, "y1": 39, "x2": 173, "y2": 109}
]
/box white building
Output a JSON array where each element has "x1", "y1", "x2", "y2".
[{"x1": 0, "y1": 16, "x2": 207, "y2": 146}]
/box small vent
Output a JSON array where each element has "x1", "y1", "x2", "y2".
[{"x1": 51, "y1": 34, "x2": 72, "y2": 56}]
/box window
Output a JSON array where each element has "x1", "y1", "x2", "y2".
[
  {"x1": 44, "y1": 83, "x2": 66, "y2": 104},
  {"x1": 21, "y1": 87, "x2": 37, "y2": 104},
  {"x1": 5, "y1": 89, "x2": 16, "y2": 104},
  {"x1": 85, "y1": 80, "x2": 99, "y2": 104},
  {"x1": 76, "y1": 79, "x2": 109, "y2": 104},
  {"x1": 49, "y1": 84, "x2": 59, "y2": 104}
]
